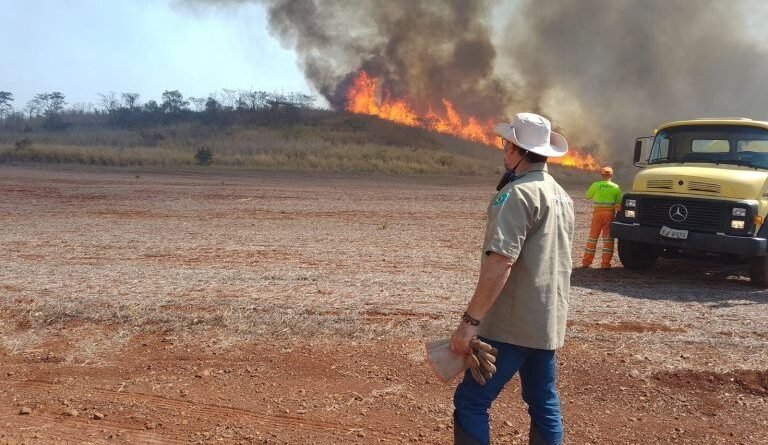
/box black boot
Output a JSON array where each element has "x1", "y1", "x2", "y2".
[
  {"x1": 454, "y1": 413, "x2": 486, "y2": 445},
  {"x1": 529, "y1": 423, "x2": 548, "y2": 445}
]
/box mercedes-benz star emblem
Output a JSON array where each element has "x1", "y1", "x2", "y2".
[{"x1": 669, "y1": 204, "x2": 688, "y2": 222}]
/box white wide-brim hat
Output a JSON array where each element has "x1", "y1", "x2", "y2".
[{"x1": 494, "y1": 112, "x2": 568, "y2": 158}]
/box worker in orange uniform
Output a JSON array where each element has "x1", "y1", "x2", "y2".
[{"x1": 582, "y1": 166, "x2": 622, "y2": 269}]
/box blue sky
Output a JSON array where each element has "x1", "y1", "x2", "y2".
[{"x1": 0, "y1": 0, "x2": 312, "y2": 108}]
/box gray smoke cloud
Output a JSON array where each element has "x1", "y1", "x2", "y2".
[
  {"x1": 262, "y1": 0, "x2": 512, "y2": 121},
  {"x1": 507, "y1": 0, "x2": 768, "y2": 153},
  {"x1": 180, "y1": 0, "x2": 768, "y2": 157},
  {"x1": 179, "y1": 0, "x2": 512, "y2": 119}
]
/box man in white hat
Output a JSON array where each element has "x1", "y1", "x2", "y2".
[{"x1": 450, "y1": 113, "x2": 574, "y2": 445}]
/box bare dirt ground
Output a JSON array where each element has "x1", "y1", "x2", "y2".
[{"x1": 0, "y1": 165, "x2": 766, "y2": 445}]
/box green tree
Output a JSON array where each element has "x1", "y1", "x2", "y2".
[
  {"x1": 247, "y1": 91, "x2": 268, "y2": 110},
  {"x1": 121, "y1": 92, "x2": 140, "y2": 110},
  {"x1": 144, "y1": 100, "x2": 160, "y2": 113},
  {"x1": 33, "y1": 92, "x2": 66, "y2": 117},
  {"x1": 204, "y1": 96, "x2": 221, "y2": 113},
  {"x1": 32, "y1": 92, "x2": 67, "y2": 129},
  {"x1": 188, "y1": 97, "x2": 206, "y2": 112},
  {"x1": 220, "y1": 89, "x2": 239, "y2": 110},
  {"x1": 161, "y1": 90, "x2": 189, "y2": 114},
  {"x1": 194, "y1": 147, "x2": 214, "y2": 165},
  {"x1": 289, "y1": 92, "x2": 316, "y2": 109},
  {"x1": 26, "y1": 96, "x2": 43, "y2": 118},
  {"x1": 0, "y1": 91, "x2": 13, "y2": 120},
  {"x1": 98, "y1": 92, "x2": 120, "y2": 114}
]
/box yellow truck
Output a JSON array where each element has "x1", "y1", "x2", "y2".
[{"x1": 611, "y1": 118, "x2": 768, "y2": 287}]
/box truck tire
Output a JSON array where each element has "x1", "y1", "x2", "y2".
[
  {"x1": 617, "y1": 239, "x2": 658, "y2": 270},
  {"x1": 748, "y1": 256, "x2": 768, "y2": 288}
]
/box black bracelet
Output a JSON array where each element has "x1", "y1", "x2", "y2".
[{"x1": 462, "y1": 311, "x2": 480, "y2": 326}]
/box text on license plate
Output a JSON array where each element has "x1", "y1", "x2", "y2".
[{"x1": 660, "y1": 225, "x2": 688, "y2": 239}]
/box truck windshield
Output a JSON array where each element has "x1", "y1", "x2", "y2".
[{"x1": 648, "y1": 124, "x2": 768, "y2": 169}]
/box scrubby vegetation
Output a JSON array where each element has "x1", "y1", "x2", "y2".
[
  {"x1": 0, "y1": 113, "x2": 497, "y2": 174},
  {"x1": 0, "y1": 89, "x2": 592, "y2": 182}
]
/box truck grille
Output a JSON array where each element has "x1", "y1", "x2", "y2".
[
  {"x1": 687, "y1": 181, "x2": 722, "y2": 194},
  {"x1": 646, "y1": 179, "x2": 673, "y2": 189},
  {"x1": 638, "y1": 197, "x2": 725, "y2": 232}
]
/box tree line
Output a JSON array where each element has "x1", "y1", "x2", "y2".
[{"x1": 0, "y1": 89, "x2": 319, "y2": 131}]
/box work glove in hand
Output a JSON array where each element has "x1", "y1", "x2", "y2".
[{"x1": 466, "y1": 337, "x2": 498, "y2": 385}]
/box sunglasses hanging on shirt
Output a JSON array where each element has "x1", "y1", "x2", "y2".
[
  {"x1": 496, "y1": 170, "x2": 517, "y2": 191},
  {"x1": 496, "y1": 149, "x2": 529, "y2": 191}
]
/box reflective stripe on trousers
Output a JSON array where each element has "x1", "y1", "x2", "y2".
[{"x1": 582, "y1": 208, "x2": 615, "y2": 268}]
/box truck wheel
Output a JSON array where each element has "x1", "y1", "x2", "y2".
[
  {"x1": 617, "y1": 239, "x2": 658, "y2": 270},
  {"x1": 748, "y1": 256, "x2": 768, "y2": 288}
]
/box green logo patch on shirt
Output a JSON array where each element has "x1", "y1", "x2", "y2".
[{"x1": 493, "y1": 192, "x2": 509, "y2": 207}]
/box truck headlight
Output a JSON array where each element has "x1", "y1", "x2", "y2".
[
  {"x1": 625, "y1": 199, "x2": 637, "y2": 208},
  {"x1": 625, "y1": 210, "x2": 636, "y2": 219},
  {"x1": 732, "y1": 207, "x2": 747, "y2": 217},
  {"x1": 731, "y1": 220, "x2": 745, "y2": 229}
]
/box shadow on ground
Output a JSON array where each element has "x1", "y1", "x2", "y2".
[{"x1": 571, "y1": 257, "x2": 768, "y2": 305}]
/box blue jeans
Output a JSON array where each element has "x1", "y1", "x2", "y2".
[{"x1": 453, "y1": 339, "x2": 563, "y2": 445}]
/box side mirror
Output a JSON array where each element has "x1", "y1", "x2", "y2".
[{"x1": 633, "y1": 137, "x2": 652, "y2": 168}]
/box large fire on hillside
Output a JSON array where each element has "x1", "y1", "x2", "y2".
[{"x1": 346, "y1": 71, "x2": 599, "y2": 171}]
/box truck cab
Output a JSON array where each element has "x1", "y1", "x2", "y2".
[{"x1": 610, "y1": 118, "x2": 768, "y2": 286}]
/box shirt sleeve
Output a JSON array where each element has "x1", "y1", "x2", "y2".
[
  {"x1": 483, "y1": 187, "x2": 533, "y2": 262},
  {"x1": 614, "y1": 185, "x2": 623, "y2": 204},
  {"x1": 585, "y1": 182, "x2": 597, "y2": 199}
]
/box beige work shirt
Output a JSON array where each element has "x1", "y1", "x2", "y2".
[{"x1": 477, "y1": 163, "x2": 574, "y2": 350}]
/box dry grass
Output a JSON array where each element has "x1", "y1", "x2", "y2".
[
  {"x1": 0, "y1": 113, "x2": 510, "y2": 175},
  {"x1": 0, "y1": 112, "x2": 603, "y2": 183},
  {"x1": 1, "y1": 167, "x2": 766, "y2": 375},
  {"x1": 0, "y1": 144, "x2": 192, "y2": 166}
]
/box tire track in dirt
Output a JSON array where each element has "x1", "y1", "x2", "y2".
[
  {"x1": 7, "y1": 379, "x2": 407, "y2": 443},
  {"x1": 0, "y1": 406, "x2": 183, "y2": 445}
]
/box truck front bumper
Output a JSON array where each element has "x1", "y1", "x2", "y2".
[{"x1": 610, "y1": 221, "x2": 768, "y2": 256}]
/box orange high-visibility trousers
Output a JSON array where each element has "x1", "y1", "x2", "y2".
[{"x1": 582, "y1": 208, "x2": 615, "y2": 268}]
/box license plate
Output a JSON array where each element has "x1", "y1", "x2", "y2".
[{"x1": 660, "y1": 225, "x2": 688, "y2": 239}]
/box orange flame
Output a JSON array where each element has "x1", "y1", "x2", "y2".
[
  {"x1": 347, "y1": 71, "x2": 418, "y2": 126},
  {"x1": 549, "y1": 146, "x2": 600, "y2": 171},
  {"x1": 345, "y1": 71, "x2": 600, "y2": 171},
  {"x1": 426, "y1": 99, "x2": 495, "y2": 145}
]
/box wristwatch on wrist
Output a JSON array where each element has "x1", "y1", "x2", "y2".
[{"x1": 462, "y1": 311, "x2": 480, "y2": 327}]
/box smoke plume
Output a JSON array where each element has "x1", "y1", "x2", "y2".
[
  {"x1": 507, "y1": 0, "x2": 768, "y2": 153},
  {"x1": 181, "y1": 0, "x2": 768, "y2": 157},
  {"x1": 263, "y1": 0, "x2": 512, "y2": 120}
]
